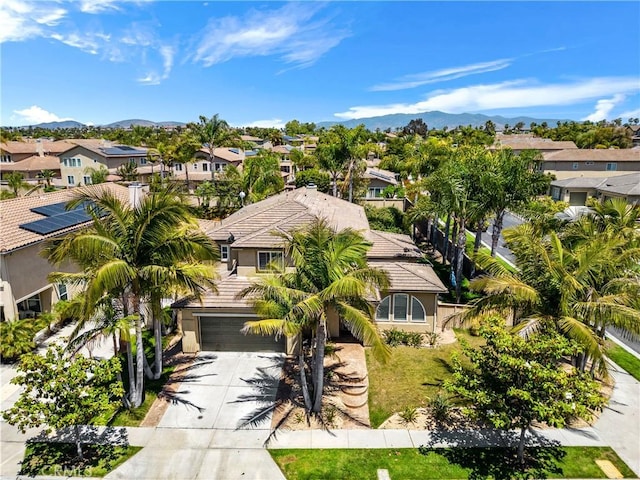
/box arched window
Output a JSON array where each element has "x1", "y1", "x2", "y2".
[
  {"x1": 375, "y1": 294, "x2": 427, "y2": 323},
  {"x1": 376, "y1": 296, "x2": 391, "y2": 322}
]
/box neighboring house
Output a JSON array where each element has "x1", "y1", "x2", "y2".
[
  {"x1": 173, "y1": 186, "x2": 447, "y2": 354},
  {"x1": 1, "y1": 140, "x2": 73, "y2": 188},
  {"x1": 550, "y1": 172, "x2": 640, "y2": 206},
  {"x1": 0, "y1": 155, "x2": 61, "y2": 183},
  {"x1": 626, "y1": 125, "x2": 640, "y2": 147},
  {"x1": 541, "y1": 149, "x2": 640, "y2": 180},
  {"x1": 490, "y1": 134, "x2": 578, "y2": 154},
  {"x1": 58, "y1": 139, "x2": 149, "y2": 187},
  {"x1": 0, "y1": 183, "x2": 131, "y2": 322},
  {"x1": 170, "y1": 147, "x2": 245, "y2": 187},
  {"x1": 363, "y1": 167, "x2": 399, "y2": 199},
  {"x1": 270, "y1": 144, "x2": 300, "y2": 183}
]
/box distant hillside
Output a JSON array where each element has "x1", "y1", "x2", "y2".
[
  {"x1": 22, "y1": 120, "x2": 86, "y2": 129},
  {"x1": 317, "y1": 111, "x2": 569, "y2": 131},
  {"x1": 102, "y1": 119, "x2": 186, "y2": 128}
]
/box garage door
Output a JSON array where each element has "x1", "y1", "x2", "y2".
[
  {"x1": 569, "y1": 191, "x2": 588, "y2": 206},
  {"x1": 200, "y1": 316, "x2": 286, "y2": 352}
]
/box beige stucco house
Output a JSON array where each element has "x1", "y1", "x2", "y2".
[
  {"x1": 550, "y1": 172, "x2": 640, "y2": 206},
  {"x1": 173, "y1": 186, "x2": 447, "y2": 355},
  {"x1": 541, "y1": 149, "x2": 640, "y2": 180},
  {"x1": 0, "y1": 183, "x2": 130, "y2": 322}
]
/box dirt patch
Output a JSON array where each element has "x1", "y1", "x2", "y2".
[{"x1": 271, "y1": 340, "x2": 371, "y2": 430}]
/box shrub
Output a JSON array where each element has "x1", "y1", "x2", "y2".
[
  {"x1": 399, "y1": 406, "x2": 419, "y2": 425},
  {"x1": 0, "y1": 318, "x2": 38, "y2": 361},
  {"x1": 424, "y1": 332, "x2": 440, "y2": 347},
  {"x1": 428, "y1": 394, "x2": 451, "y2": 424},
  {"x1": 383, "y1": 328, "x2": 424, "y2": 348}
]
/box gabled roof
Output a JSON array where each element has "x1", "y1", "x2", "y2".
[
  {"x1": 374, "y1": 261, "x2": 447, "y2": 293},
  {"x1": 364, "y1": 167, "x2": 398, "y2": 185},
  {"x1": 0, "y1": 155, "x2": 60, "y2": 172},
  {"x1": 551, "y1": 173, "x2": 640, "y2": 195},
  {"x1": 205, "y1": 187, "x2": 369, "y2": 245},
  {"x1": 366, "y1": 230, "x2": 421, "y2": 259},
  {"x1": 543, "y1": 149, "x2": 640, "y2": 162},
  {"x1": 0, "y1": 140, "x2": 74, "y2": 155},
  {"x1": 62, "y1": 139, "x2": 148, "y2": 158},
  {"x1": 0, "y1": 183, "x2": 129, "y2": 253},
  {"x1": 197, "y1": 147, "x2": 244, "y2": 163}
]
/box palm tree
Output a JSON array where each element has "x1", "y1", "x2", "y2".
[
  {"x1": 5, "y1": 172, "x2": 29, "y2": 196},
  {"x1": 461, "y1": 218, "x2": 640, "y2": 374},
  {"x1": 191, "y1": 114, "x2": 241, "y2": 184},
  {"x1": 241, "y1": 150, "x2": 285, "y2": 203},
  {"x1": 239, "y1": 218, "x2": 390, "y2": 413},
  {"x1": 44, "y1": 185, "x2": 219, "y2": 406},
  {"x1": 38, "y1": 169, "x2": 56, "y2": 189}
]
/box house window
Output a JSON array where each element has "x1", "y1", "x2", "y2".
[
  {"x1": 193, "y1": 163, "x2": 198, "y2": 170},
  {"x1": 281, "y1": 165, "x2": 290, "y2": 173},
  {"x1": 606, "y1": 163, "x2": 618, "y2": 171},
  {"x1": 67, "y1": 175, "x2": 75, "y2": 185},
  {"x1": 585, "y1": 161, "x2": 594, "y2": 166},
  {"x1": 375, "y1": 296, "x2": 391, "y2": 322},
  {"x1": 220, "y1": 245, "x2": 229, "y2": 262},
  {"x1": 140, "y1": 158, "x2": 147, "y2": 165},
  {"x1": 62, "y1": 158, "x2": 68, "y2": 167},
  {"x1": 551, "y1": 186, "x2": 561, "y2": 200},
  {"x1": 368, "y1": 187, "x2": 384, "y2": 198},
  {"x1": 393, "y1": 294, "x2": 408, "y2": 322},
  {"x1": 83, "y1": 176, "x2": 92, "y2": 185},
  {"x1": 57, "y1": 283, "x2": 68, "y2": 301},
  {"x1": 572, "y1": 162, "x2": 579, "y2": 170},
  {"x1": 174, "y1": 163, "x2": 183, "y2": 171},
  {"x1": 257, "y1": 251, "x2": 284, "y2": 271},
  {"x1": 375, "y1": 294, "x2": 427, "y2": 323},
  {"x1": 203, "y1": 163, "x2": 209, "y2": 172},
  {"x1": 17, "y1": 293, "x2": 42, "y2": 319},
  {"x1": 1, "y1": 154, "x2": 11, "y2": 163},
  {"x1": 214, "y1": 162, "x2": 226, "y2": 172}
]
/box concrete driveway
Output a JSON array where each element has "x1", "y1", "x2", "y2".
[{"x1": 158, "y1": 351, "x2": 285, "y2": 431}]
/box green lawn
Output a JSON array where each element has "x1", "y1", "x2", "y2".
[
  {"x1": 270, "y1": 447, "x2": 636, "y2": 479},
  {"x1": 20, "y1": 442, "x2": 141, "y2": 477},
  {"x1": 366, "y1": 330, "x2": 483, "y2": 428},
  {"x1": 606, "y1": 341, "x2": 640, "y2": 382}
]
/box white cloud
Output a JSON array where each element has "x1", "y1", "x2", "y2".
[
  {"x1": 137, "y1": 73, "x2": 161, "y2": 85},
  {"x1": 618, "y1": 107, "x2": 640, "y2": 120},
  {"x1": 193, "y1": 3, "x2": 348, "y2": 68},
  {"x1": 242, "y1": 118, "x2": 286, "y2": 129},
  {"x1": 335, "y1": 77, "x2": 640, "y2": 119},
  {"x1": 582, "y1": 94, "x2": 626, "y2": 122},
  {"x1": 13, "y1": 105, "x2": 73, "y2": 125},
  {"x1": 371, "y1": 59, "x2": 513, "y2": 92},
  {"x1": 79, "y1": 0, "x2": 120, "y2": 14},
  {"x1": 0, "y1": 0, "x2": 67, "y2": 42},
  {"x1": 137, "y1": 44, "x2": 176, "y2": 85},
  {"x1": 50, "y1": 32, "x2": 100, "y2": 54}
]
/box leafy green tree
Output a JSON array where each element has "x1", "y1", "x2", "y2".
[
  {"x1": 44, "y1": 185, "x2": 218, "y2": 405},
  {"x1": 2, "y1": 346, "x2": 124, "y2": 460},
  {"x1": 240, "y1": 218, "x2": 390, "y2": 413},
  {"x1": 445, "y1": 320, "x2": 605, "y2": 465},
  {"x1": 364, "y1": 205, "x2": 406, "y2": 234},
  {"x1": 84, "y1": 165, "x2": 109, "y2": 184},
  {"x1": 401, "y1": 118, "x2": 428, "y2": 137},
  {"x1": 173, "y1": 130, "x2": 201, "y2": 191},
  {"x1": 195, "y1": 180, "x2": 216, "y2": 208},
  {"x1": 294, "y1": 168, "x2": 330, "y2": 193}
]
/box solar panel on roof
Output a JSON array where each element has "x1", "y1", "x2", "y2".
[
  {"x1": 31, "y1": 201, "x2": 85, "y2": 217},
  {"x1": 20, "y1": 201, "x2": 98, "y2": 236}
]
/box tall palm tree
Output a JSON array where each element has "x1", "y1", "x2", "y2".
[
  {"x1": 5, "y1": 172, "x2": 29, "y2": 196},
  {"x1": 461, "y1": 219, "x2": 640, "y2": 374},
  {"x1": 241, "y1": 150, "x2": 285, "y2": 202},
  {"x1": 38, "y1": 169, "x2": 56, "y2": 189},
  {"x1": 239, "y1": 218, "x2": 390, "y2": 413},
  {"x1": 191, "y1": 114, "x2": 241, "y2": 184},
  {"x1": 44, "y1": 185, "x2": 219, "y2": 406}
]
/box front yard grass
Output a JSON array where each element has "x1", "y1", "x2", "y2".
[
  {"x1": 605, "y1": 341, "x2": 640, "y2": 382},
  {"x1": 366, "y1": 329, "x2": 483, "y2": 428},
  {"x1": 20, "y1": 442, "x2": 141, "y2": 477},
  {"x1": 270, "y1": 446, "x2": 636, "y2": 479}
]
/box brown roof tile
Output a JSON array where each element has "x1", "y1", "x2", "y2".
[
  {"x1": 374, "y1": 261, "x2": 447, "y2": 293},
  {"x1": 543, "y1": 149, "x2": 640, "y2": 162},
  {"x1": 1, "y1": 155, "x2": 60, "y2": 172}
]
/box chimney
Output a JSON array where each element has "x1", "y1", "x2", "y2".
[
  {"x1": 129, "y1": 182, "x2": 143, "y2": 208},
  {"x1": 36, "y1": 140, "x2": 44, "y2": 157}
]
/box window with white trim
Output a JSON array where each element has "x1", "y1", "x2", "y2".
[
  {"x1": 375, "y1": 294, "x2": 427, "y2": 323},
  {"x1": 606, "y1": 162, "x2": 617, "y2": 171},
  {"x1": 83, "y1": 175, "x2": 92, "y2": 185},
  {"x1": 67, "y1": 175, "x2": 75, "y2": 185},
  {"x1": 140, "y1": 158, "x2": 147, "y2": 165},
  {"x1": 57, "y1": 283, "x2": 68, "y2": 301},
  {"x1": 214, "y1": 162, "x2": 226, "y2": 172},
  {"x1": 257, "y1": 251, "x2": 284, "y2": 271},
  {"x1": 220, "y1": 245, "x2": 229, "y2": 262},
  {"x1": 174, "y1": 163, "x2": 183, "y2": 171},
  {"x1": 203, "y1": 163, "x2": 209, "y2": 172}
]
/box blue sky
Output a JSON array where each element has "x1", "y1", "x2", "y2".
[{"x1": 2, "y1": 1, "x2": 639, "y2": 128}]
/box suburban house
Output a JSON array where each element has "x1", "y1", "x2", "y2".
[
  {"x1": 58, "y1": 139, "x2": 149, "y2": 187},
  {"x1": 0, "y1": 183, "x2": 131, "y2": 322},
  {"x1": 0, "y1": 155, "x2": 61, "y2": 183},
  {"x1": 550, "y1": 172, "x2": 640, "y2": 206},
  {"x1": 1, "y1": 140, "x2": 74, "y2": 186},
  {"x1": 169, "y1": 147, "x2": 246, "y2": 187},
  {"x1": 541, "y1": 149, "x2": 640, "y2": 180},
  {"x1": 173, "y1": 186, "x2": 447, "y2": 355}
]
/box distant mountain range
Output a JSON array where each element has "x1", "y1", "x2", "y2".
[
  {"x1": 5, "y1": 119, "x2": 187, "y2": 129},
  {"x1": 8, "y1": 112, "x2": 570, "y2": 131},
  {"x1": 317, "y1": 111, "x2": 569, "y2": 131}
]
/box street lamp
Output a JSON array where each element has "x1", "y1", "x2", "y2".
[{"x1": 239, "y1": 191, "x2": 246, "y2": 207}]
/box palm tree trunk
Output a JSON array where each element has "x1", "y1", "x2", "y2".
[
  {"x1": 132, "y1": 315, "x2": 145, "y2": 408},
  {"x1": 455, "y1": 220, "x2": 466, "y2": 303},
  {"x1": 474, "y1": 220, "x2": 484, "y2": 254},
  {"x1": 491, "y1": 210, "x2": 505, "y2": 257},
  {"x1": 332, "y1": 173, "x2": 338, "y2": 197},
  {"x1": 153, "y1": 300, "x2": 163, "y2": 380},
  {"x1": 299, "y1": 354, "x2": 312, "y2": 412},
  {"x1": 449, "y1": 220, "x2": 458, "y2": 264},
  {"x1": 443, "y1": 214, "x2": 451, "y2": 261},
  {"x1": 312, "y1": 320, "x2": 327, "y2": 413}
]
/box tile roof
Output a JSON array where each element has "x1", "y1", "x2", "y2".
[
  {"x1": 205, "y1": 187, "x2": 370, "y2": 245},
  {"x1": 596, "y1": 173, "x2": 640, "y2": 196},
  {"x1": 0, "y1": 183, "x2": 130, "y2": 253},
  {"x1": 0, "y1": 140, "x2": 74, "y2": 155},
  {"x1": 491, "y1": 134, "x2": 578, "y2": 151},
  {"x1": 0, "y1": 155, "x2": 60, "y2": 172},
  {"x1": 374, "y1": 261, "x2": 447, "y2": 293},
  {"x1": 62, "y1": 139, "x2": 148, "y2": 157},
  {"x1": 366, "y1": 230, "x2": 422, "y2": 259},
  {"x1": 197, "y1": 147, "x2": 244, "y2": 163},
  {"x1": 364, "y1": 167, "x2": 398, "y2": 185},
  {"x1": 543, "y1": 149, "x2": 640, "y2": 162},
  {"x1": 173, "y1": 265, "x2": 254, "y2": 309}
]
